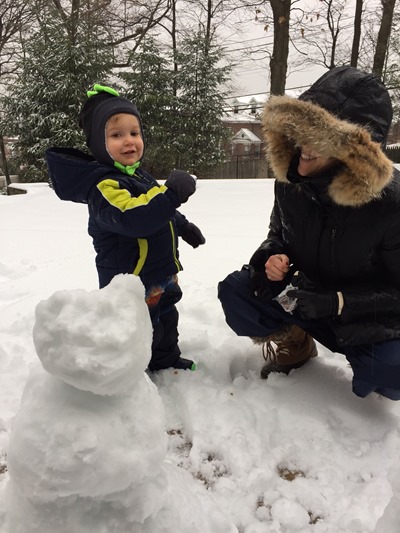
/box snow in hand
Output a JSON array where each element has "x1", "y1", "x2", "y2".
[{"x1": 1, "y1": 179, "x2": 400, "y2": 533}]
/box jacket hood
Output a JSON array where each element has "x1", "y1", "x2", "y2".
[
  {"x1": 46, "y1": 147, "x2": 111, "y2": 204},
  {"x1": 262, "y1": 66, "x2": 394, "y2": 207},
  {"x1": 78, "y1": 90, "x2": 144, "y2": 166}
]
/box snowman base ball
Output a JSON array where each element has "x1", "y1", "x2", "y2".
[
  {"x1": 7, "y1": 368, "x2": 167, "y2": 506},
  {"x1": 5, "y1": 472, "x2": 167, "y2": 533}
]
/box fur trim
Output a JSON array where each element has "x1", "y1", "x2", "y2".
[{"x1": 262, "y1": 96, "x2": 394, "y2": 206}]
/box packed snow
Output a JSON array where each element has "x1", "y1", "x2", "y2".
[{"x1": 1, "y1": 178, "x2": 400, "y2": 532}]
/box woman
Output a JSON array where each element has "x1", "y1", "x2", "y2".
[{"x1": 218, "y1": 65, "x2": 400, "y2": 400}]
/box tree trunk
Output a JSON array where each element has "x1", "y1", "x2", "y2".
[
  {"x1": 269, "y1": 0, "x2": 291, "y2": 96},
  {"x1": 172, "y1": 0, "x2": 178, "y2": 96},
  {"x1": 350, "y1": 0, "x2": 363, "y2": 67},
  {"x1": 0, "y1": 134, "x2": 11, "y2": 191},
  {"x1": 372, "y1": 0, "x2": 397, "y2": 78}
]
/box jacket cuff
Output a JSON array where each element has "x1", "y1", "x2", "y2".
[
  {"x1": 337, "y1": 291, "x2": 344, "y2": 315},
  {"x1": 164, "y1": 188, "x2": 181, "y2": 208}
]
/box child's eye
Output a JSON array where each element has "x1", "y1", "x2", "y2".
[
  {"x1": 131, "y1": 131, "x2": 139, "y2": 136},
  {"x1": 111, "y1": 133, "x2": 120, "y2": 138}
]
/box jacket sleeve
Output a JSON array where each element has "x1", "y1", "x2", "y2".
[
  {"x1": 249, "y1": 185, "x2": 287, "y2": 271},
  {"x1": 247, "y1": 184, "x2": 293, "y2": 300},
  {"x1": 340, "y1": 214, "x2": 400, "y2": 323},
  {"x1": 173, "y1": 211, "x2": 189, "y2": 236},
  {"x1": 89, "y1": 177, "x2": 181, "y2": 238},
  {"x1": 339, "y1": 286, "x2": 400, "y2": 323}
]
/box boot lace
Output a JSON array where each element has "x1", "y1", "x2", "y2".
[{"x1": 262, "y1": 340, "x2": 291, "y2": 363}]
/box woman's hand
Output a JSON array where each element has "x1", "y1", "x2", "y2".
[{"x1": 265, "y1": 254, "x2": 290, "y2": 281}]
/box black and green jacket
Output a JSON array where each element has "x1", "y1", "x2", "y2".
[{"x1": 46, "y1": 147, "x2": 188, "y2": 288}]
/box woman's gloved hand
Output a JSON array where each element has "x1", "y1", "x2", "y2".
[{"x1": 287, "y1": 272, "x2": 338, "y2": 319}]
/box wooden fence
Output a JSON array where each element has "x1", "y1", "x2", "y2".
[
  {"x1": 385, "y1": 145, "x2": 400, "y2": 163},
  {"x1": 207, "y1": 156, "x2": 270, "y2": 179}
]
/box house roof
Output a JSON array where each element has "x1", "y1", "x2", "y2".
[
  {"x1": 231, "y1": 95, "x2": 267, "y2": 106},
  {"x1": 222, "y1": 112, "x2": 261, "y2": 124},
  {"x1": 232, "y1": 128, "x2": 262, "y2": 143}
]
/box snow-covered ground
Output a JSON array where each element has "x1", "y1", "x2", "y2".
[{"x1": 1, "y1": 179, "x2": 400, "y2": 532}]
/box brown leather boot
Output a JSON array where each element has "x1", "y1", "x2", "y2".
[{"x1": 252, "y1": 324, "x2": 318, "y2": 379}]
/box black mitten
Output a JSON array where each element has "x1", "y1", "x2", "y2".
[
  {"x1": 165, "y1": 170, "x2": 196, "y2": 204},
  {"x1": 286, "y1": 288, "x2": 338, "y2": 319},
  {"x1": 181, "y1": 223, "x2": 206, "y2": 248}
]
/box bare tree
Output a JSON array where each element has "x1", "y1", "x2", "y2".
[
  {"x1": 107, "y1": 0, "x2": 171, "y2": 59},
  {"x1": 268, "y1": 0, "x2": 291, "y2": 95},
  {"x1": 0, "y1": 0, "x2": 31, "y2": 188},
  {"x1": 350, "y1": 0, "x2": 363, "y2": 67},
  {"x1": 290, "y1": 0, "x2": 349, "y2": 71},
  {"x1": 373, "y1": 0, "x2": 397, "y2": 77},
  {"x1": 30, "y1": 0, "x2": 171, "y2": 65},
  {"x1": 0, "y1": 1, "x2": 30, "y2": 78},
  {"x1": 238, "y1": 0, "x2": 293, "y2": 95}
]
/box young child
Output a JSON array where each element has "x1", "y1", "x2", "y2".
[{"x1": 46, "y1": 84, "x2": 205, "y2": 372}]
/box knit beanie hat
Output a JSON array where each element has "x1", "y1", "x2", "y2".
[{"x1": 78, "y1": 84, "x2": 144, "y2": 166}]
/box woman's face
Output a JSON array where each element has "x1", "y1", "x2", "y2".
[{"x1": 297, "y1": 145, "x2": 337, "y2": 177}]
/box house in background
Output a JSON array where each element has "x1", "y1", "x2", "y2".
[
  {"x1": 231, "y1": 127, "x2": 262, "y2": 157},
  {"x1": 208, "y1": 94, "x2": 268, "y2": 179},
  {"x1": 231, "y1": 95, "x2": 267, "y2": 116},
  {"x1": 222, "y1": 94, "x2": 267, "y2": 162}
]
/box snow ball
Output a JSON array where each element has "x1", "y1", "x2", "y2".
[
  {"x1": 33, "y1": 274, "x2": 152, "y2": 395},
  {"x1": 270, "y1": 497, "x2": 310, "y2": 529}
]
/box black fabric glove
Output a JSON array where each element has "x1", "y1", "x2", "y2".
[
  {"x1": 286, "y1": 288, "x2": 338, "y2": 319},
  {"x1": 181, "y1": 222, "x2": 205, "y2": 248},
  {"x1": 165, "y1": 170, "x2": 196, "y2": 204}
]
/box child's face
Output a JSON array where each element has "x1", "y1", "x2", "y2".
[{"x1": 105, "y1": 113, "x2": 144, "y2": 166}]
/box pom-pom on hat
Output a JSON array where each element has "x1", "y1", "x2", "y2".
[{"x1": 78, "y1": 84, "x2": 144, "y2": 166}]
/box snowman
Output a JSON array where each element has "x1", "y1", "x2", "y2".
[
  {"x1": 4, "y1": 274, "x2": 237, "y2": 533},
  {"x1": 4, "y1": 274, "x2": 168, "y2": 532}
]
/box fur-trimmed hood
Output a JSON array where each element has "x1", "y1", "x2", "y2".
[{"x1": 263, "y1": 66, "x2": 394, "y2": 207}]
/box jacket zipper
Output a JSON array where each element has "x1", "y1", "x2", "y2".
[{"x1": 331, "y1": 228, "x2": 336, "y2": 270}]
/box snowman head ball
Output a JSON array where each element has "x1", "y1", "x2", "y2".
[{"x1": 33, "y1": 274, "x2": 152, "y2": 395}]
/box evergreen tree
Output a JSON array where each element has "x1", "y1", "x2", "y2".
[
  {"x1": 120, "y1": 38, "x2": 177, "y2": 179},
  {"x1": 173, "y1": 32, "x2": 231, "y2": 175},
  {"x1": 121, "y1": 33, "x2": 231, "y2": 178},
  {"x1": 1, "y1": 8, "x2": 113, "y2": 182}
]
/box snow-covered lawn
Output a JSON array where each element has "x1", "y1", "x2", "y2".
[{"x1": 1, "y1": 179, "x2": 400, "y2": 532}]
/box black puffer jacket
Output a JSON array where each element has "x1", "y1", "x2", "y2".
[{"x1": 250, "y1": 66, "x2": 400, "y2": 346}]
